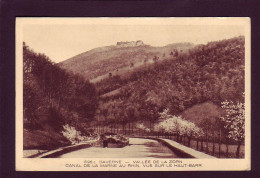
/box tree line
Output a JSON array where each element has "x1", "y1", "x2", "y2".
[{"x1": 23, "y1": 42, "x2": 98, "y2": 135}]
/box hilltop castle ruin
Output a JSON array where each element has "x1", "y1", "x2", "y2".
[{"x1": 116, "y1": 40, "x2": 144, "y2": 47}]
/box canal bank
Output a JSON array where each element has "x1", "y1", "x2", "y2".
[
  {"x1": 31, "y1": 137, "x2": 215, "y2": 159},
  {"x1": 57, "y1": 138, "x2": 179, "y2": 158},
  {"x1": 135, "y1": 137, "x2": 216, "y2": 159},
  {"x1": 32, "y1": 140, "x2": 98, "y2": 158}
]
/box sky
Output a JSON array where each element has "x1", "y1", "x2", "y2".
[{"x1": 23, "y1": 24, "x2": 244, "y2": 63}]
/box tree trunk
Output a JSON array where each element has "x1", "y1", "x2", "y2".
[
  {"x1": 213, "y1": 132, "x2": 215, "y2": 155},
  {"x1": 132, "y1": 121, "x2": 134, "y2": 134},
  {"x1": 226, "y1": 143, "x2": 229, "y2": 157},
  {"x1": 219, "y1": 128, "x2": 221, "y2": 158},
  {"x1": 152, "y1": 121, "x2": 154, "y2": 136},
  {"x1": 57, "y1": 96, "x2": 61, "y2": 111},
  {"x1": 206, "y1": 129, "x2": 209, "y2": 153},
  {"x1": 196, "y1": 139, "x2": 199, "y2": 150},
  {"x1": 128, "y1": 122, "x2": 131, "y2": 135},
  {"x1": 201, "y1": 138, "x2": 204, "y2": 151},
  {"x1": 236, "y1": 141, "x2": 241, "y2": 158}
]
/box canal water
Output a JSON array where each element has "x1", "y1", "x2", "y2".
[{"x1": 58, "y1": 138, "x2": 179, "y2": 158}]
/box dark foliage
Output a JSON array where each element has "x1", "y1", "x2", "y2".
[
  {"x1": 95, "y1": 36, "x2": 245, "y2": 132},
  {"x1": 23, "y1": 42, "x2": 99, "y2": 135}
]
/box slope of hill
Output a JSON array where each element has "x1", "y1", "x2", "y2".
[
  {"x1": 94, "y1": 36, "x2": 245, "y2": 129},
  {"x1": 23, "y1": 43, "x2": 99, "y2": 150},
  {"x1": 59, "y1": 41, "x2": 195, "y2": 81}
]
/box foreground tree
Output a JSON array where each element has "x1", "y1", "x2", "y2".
[{"x1": 221, "y1": 99, "x2": 245, "y2": 158}]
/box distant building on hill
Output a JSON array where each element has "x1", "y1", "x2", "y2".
[
  {"x1": 136, "y1": 40, "x2": 144, "y2": 46},
  {"x1": 116, "y1": 40, "x2": 144, "y2": 47}
]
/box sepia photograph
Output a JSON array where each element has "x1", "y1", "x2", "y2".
[{"x1": 15, "y1": 18, "x2": 251, "y2": 171}]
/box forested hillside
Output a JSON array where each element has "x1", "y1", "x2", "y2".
[
  {"x1": 23, "y1": 43, "x2": 98, "y2": 149},
  {"x1": 97, "y1": 36, "x2": 244, "y2": 109},
  {"x1": 94, "y1": 36, "x2": 245, "y2": 157},
  {"x1": 59, "y1": 42, "x2": 194, "y2": 82}
]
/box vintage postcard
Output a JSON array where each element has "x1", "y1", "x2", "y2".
[{"x1": 16, "y1": 17, "x2": 251, "y2": 171}]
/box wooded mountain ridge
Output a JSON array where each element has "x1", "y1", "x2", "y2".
[{"x1": 95, "y1": 36, "x2": 245, "y2": 129}]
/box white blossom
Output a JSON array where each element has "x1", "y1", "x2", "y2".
[
  {"x1": 220, "y1": 99, "x2": 245, "y2": 142},
  {"x1": 61, "y1": 124, "x2": 85, "y2": 144},
  {"x1": 154, "y1": 109, "x2": 203, "y2": 137}
]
